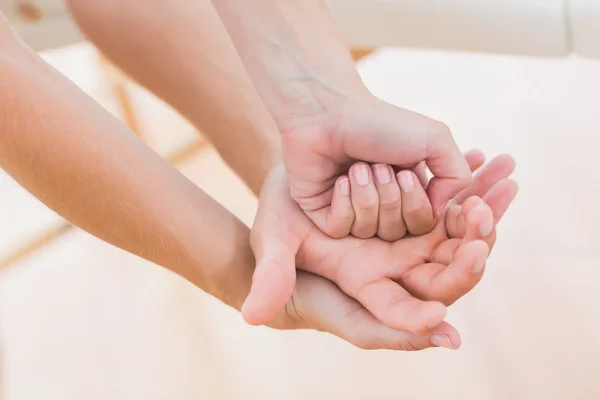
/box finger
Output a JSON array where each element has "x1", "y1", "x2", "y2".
[
  {"x1": 437, "y1": 197, "x2": 494, "y2": 262},
  {"x1": 243, "y1": 240, "x2": 296, "y2": 325},
  {"x1": 372, "y1": 164, "x2": 406, "y2": 241},
  {"x1": 482, "y1": 178, "x2": 519, "y2": 224},
  {"x1": 349, "y1": 162, "x2": 379, "y2": 238},
  {"x1": 324, "y1": 176, "x2": 355, "y2": 238},
  {"x1": 293, "y1": 272, "x2": 461, "y2": 350},
  {"x1": 464, "y1": 149, "x2": 486, "y2": 173},
  {"x1": 398, "y1": 170, "x2": 436, "y2": 236},
  {"x1": 461, "y1": 197, "x2": 494, "y2": 241},
  {"x1": 403, "y1": 201, "x2": 494, "y2": 304},
  {"x1": 446, "y1": 178, "x2": 518, "y2": 240},
  {"x1": 340, "y1": 103, "x2": 471, "y2": 215},
  {"x1": 400, "y1": 240, "x2": 490, "y2": 306},
  {"x1": 355, "y1": 278, "x2": 447, "y2": 334},
  {"x1": 453, "y1": 154, "x2": 515, "y2": 205},
  {"x1": 244, "y1": 203, "x2": 300, "y2": 325},
  {"x1": 413, "y1": 161, "x2": 429, "y2": 188}
]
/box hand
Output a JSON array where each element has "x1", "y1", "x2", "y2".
[
  {"x1": 266, "y1": 270, "x2": 460, "y2": 351},
  {"x1": 244, "y1": 153, "x2": 518, "y2": 327},
  {"x1": 281, "y1": 93, "x2": 473, "y2": 240}
]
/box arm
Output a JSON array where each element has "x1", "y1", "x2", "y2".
[
  {"x1": 66, "y1": 0, "x2": 281, "y2": 194},
  {"x1": 211, "y1": 0, "x2": 471, "y2": 223},
  {"x1": 0, "y1": 19, "x2": 252, "y2": 311},
  {"x1": 0, "y1": 22, "x2": 442, "y2": 351},
  {"x1": 211, "y1": 0, "x2": 366, "y2": 128}
]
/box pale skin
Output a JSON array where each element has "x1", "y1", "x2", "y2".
[
  {"x1": 65, "y1": 0, "x2": 440, "y2": 243},
  {"x1": 210, "y1": 0, "x2": 472, "y2": 236},
  {"x1": 65, "y1": 0, "x2": 518, "y2": 337},
  {"x1": 2, "y1": 3, "x2": 517, "y2": 350}
]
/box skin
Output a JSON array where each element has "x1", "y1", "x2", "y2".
[
  {"x1": 66, "y1": 0, "x2": 281, "y2": 194},
  {"x1": 62, "y1": 2, "x2": 519, "y2": 348},
  {"x1": 248, "y1": 153, "x2": 518, "y2": 329},
  {"x1": 211, "y1": 0, "x2": 473, "y2": 239}
]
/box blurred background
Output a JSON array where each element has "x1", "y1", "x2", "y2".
[{"x1": 1, "y1": 0, "x2": 600, "y2": 399}]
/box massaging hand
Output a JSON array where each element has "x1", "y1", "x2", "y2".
[
  {"x1": 280, "y1": 94, "x2": 473, "y2": 241},
  {"x1": 245, "y1": 152, "x2": 518, "y2": 329}
]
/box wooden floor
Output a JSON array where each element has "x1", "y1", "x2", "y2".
[{"x1": 1, "y1": 46, "x2": 600, "y2": 399}]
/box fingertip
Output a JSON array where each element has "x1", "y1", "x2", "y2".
[
  {"x1": 242, "y1": 258, "x2": 296, "y2": 326},
  {"x1": 445, "y1": 204, "x2": 463, "y2": 238},
  {"x1": 504, "y1": 178, "x2": 520, "y2": 196},
  {"x1": 493, "y1": 153, "x2": 516, "y2": 173},
  {"x1": 428, "y1": 321, "x2": 461, "y2": 350},
  {"x1": 326, "y1": 176, "x2": 355, "y2": 238},
  {"x1": 457, "y1": 239, "x2": 490, "y2": 273},
  {"x1": 426, "y1": 177, "x2": 470, "y2": 217},
  {"x1": 336, "y1": 175, "x2": 350, "y2": 197},
  {"x1": 462, "y1": 196, "x2": 483, "y2": 212},
  {"x1": 349, "y1": 162, "x2": 372, "y2": 186},
  {"x1": 241, "y1": 298, "x2": 264, "y2": 326},
  {"x1": 397, "y1": 170, "x2": 416, "y2": 192},
  {"x1": 423, "y1": 301, "x2": 448, "y2": 331}
]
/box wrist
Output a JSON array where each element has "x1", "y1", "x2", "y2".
[{"x1": 213, "y1": 0, "x2": 369, "y2": 131}]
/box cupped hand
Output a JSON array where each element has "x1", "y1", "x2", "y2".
[
  {"x1": 244, "y1": 153, "x2": 518, "y2": 332},
  {"x1": 281, "y1": 94, "x2": 473, "y2": 240},
  {"x1": 266, "y1": 269, "x2": 459, "y2": 351}
]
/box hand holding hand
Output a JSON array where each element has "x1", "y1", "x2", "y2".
[
  {"x1": 281, "y1": 94, "x2": 474, "y2": 240},
  {"x1": 245, "y1": 152, "x2": 518, "y2": 330}
]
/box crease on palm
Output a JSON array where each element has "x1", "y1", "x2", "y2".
[{"x1": 248, "y1": 153, "x2": 517, "y2": 349}]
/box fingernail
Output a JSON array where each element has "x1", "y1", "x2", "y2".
[
  {"x1": 478, "y1": 217, "x2": 493, "y2": 237},
  {"x1": 430, "y1": 334, "x2": 454, "y2": 350},
  {"x1": 339, "y1": 178, "x2": 350, "y2": 196},
  {"x1": 472, "y1": 259, "x2": 486, "y2": 274},
  {"x1": 374, "y1": 164, "x2": 391, "y2": 184},
  {"x1": 353, "y1": 164, "x2": 370, "y2": 186},
  {"x1": 398, "y1": 171, "x2": 414, "y2": 192},
  {"x1": 448, "y1": 204, "x2": 461, "y2": 217}
]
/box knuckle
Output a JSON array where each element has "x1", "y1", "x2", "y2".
[
  {"x1": 351, "y1": 222, "x2": 377, "y2": 239},
  {"x1": 354, "y1": 199, "x2": 379, "y2": 212},
  {"x1": 403, "y1": 205, "x2": 434, "y2": 222},
  {"x1": 379, "y1": 197, "x2": 402, "y2": 211},
  {"x1": 399, "y1": 340, "x2": 420, "y2": 352},
  {"x1": 408, "y1": 221, "x2": 435, "y2": 236},
  {"x1": 351, "y1": 225, "x2": 378, "y2": 239},
  {"x1": 331, "y1": 209, "x2": 355, "y2": 220},
  {"x1": 326, "y1": 227, "x2": 350, "y2": 240},
  {"x1": 378, "y1": 228, "x2": 407, "y2": 242}
]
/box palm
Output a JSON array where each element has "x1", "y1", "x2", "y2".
[
  {"x1": 247, "y1": 156, "x2": 518, "y2": 350},
  {"x1": 258, "y1": 167, "x2": 490, "y2": 333}
]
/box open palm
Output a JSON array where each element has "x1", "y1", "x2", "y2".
[{"x1": 246, "y1": 154, "x2": 518, "y2": 344}]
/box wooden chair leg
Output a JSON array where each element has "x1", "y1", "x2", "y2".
[
  {"x1": 97, "y1": 53, "x2": 143, "y2": 138},
  {"x1": 351, "y1": 47, "x2": 376, "y2": 61}
]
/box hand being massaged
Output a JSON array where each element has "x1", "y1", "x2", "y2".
[{"x1": 243, "y1": 151, "x2": 518, "y2": 334}]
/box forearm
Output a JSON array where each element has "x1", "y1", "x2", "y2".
[
  {"x1": 68, "y1": 0, "x2": 281, "y2": 194},
  {"x1": 0, "y1": 23, "x2": 253, "y2": 310},
  {"x1": 211, "y1": 0, "x2": 369, "y2": 131}
]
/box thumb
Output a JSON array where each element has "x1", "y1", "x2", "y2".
[
  {"x1": 242, "y1": 227, "x2": 297, "y2": 326},
  {"x1": 340, "y1": 99, "x2": 471, "y2": 213}
]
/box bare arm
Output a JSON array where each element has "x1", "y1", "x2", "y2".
[
  {"x1": 210, "y1": 0, "x2": 366, "y2": 129},
  {"x1": 67, "y1": 0, "x2": 281, "y2": 194},
  {"x1": 0, "y1": 19, "x2": 253, "y2": 311}
]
